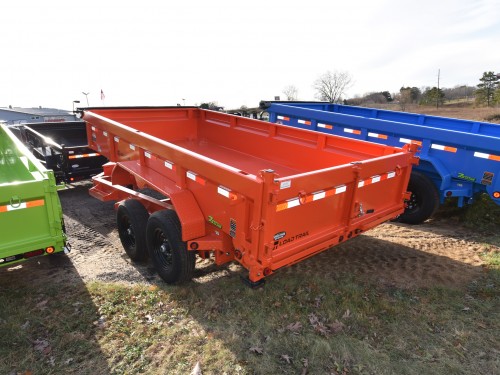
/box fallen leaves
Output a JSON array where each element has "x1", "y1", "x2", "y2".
[
  {"x1": 280, "y1": 354, "x2": 292, "y2": 364},
  {"x1": 249, "y1": 346, "x2": 263, "y2": 355},
  {"x1": 33, "y1": 338, "x2": 51, "y2": 355},
  {"x1": 36, "y1": 299, "x2": 48, "y2": 310},
  {"x1": 342, "y1": 309, "x2": 351, "y2": 319},
  {"x1": 308, "y1": 313, "x2": 345, "y2": 337},
  {"x1": 93, "y1": 315, "x2": 107, "y2": 329},
  {"x1": 286, "y1": 321, "x2": 303, "y2": 334}
]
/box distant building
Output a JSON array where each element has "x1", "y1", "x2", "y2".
[{"x1": 0, "y1": 106, "x2": 79, "y2": 125}]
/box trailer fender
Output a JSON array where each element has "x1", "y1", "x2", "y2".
[
  {"x1": 168, "y1": 190, "x2": 206, "y2": 241},
  {"x1": 418, "y1": 157, "x2": 450, "y2": 192}
]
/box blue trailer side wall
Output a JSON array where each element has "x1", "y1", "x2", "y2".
[{"x1": 262, "y1": 102, "x2": 500, "y2": 210}]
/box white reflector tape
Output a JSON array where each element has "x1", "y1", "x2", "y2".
[
  {"x1": 114, "y1": 136, "x2": 120, "y2": 143},
  {"x1": 399, "y1": 138, "x2": 422, "y2": 146},
  {"x1": 318, "y1": 123, "x2": 333, "y2": 129},
  {"x1": 431, "y1": 144, "x2": 457, "y2": 153},
  {"x1": 344, "y1": 128, "x2": 361, "y2": 135},
  {"x1": 144, "y1": 152, "x2": 151, "y2": 159},
  {"x1": 335, "y1": 185, "x2": 347, "y2": 194},
  {"x1": 298, "y1": 119, "x2": 311, "y2": 126},
  {"x1": 277, "y1": 115, "x2": 290, "y2": 121},
  {"x1": 91, "y1": 126, "x2": 96, "y2": 131},
  {"x1": 368, "y1": 132, "x2": 388, "y2": 139},
  {"x1": 186, "y1": 171, "x2": 206, "y2": 185},
  {"x1": 276, "y1": 184, "x2": 347, "y2": 211},
  {"x1": 312, "y1": 191, "x2": 326, "y2": 201},
  {"x1": 474, "y1": 151, "x2": 500, "y2": 161},
  {"x1": 103, "y1": 131, "x2": 108, "y2": 137},
  {"x1": 165, "y1": 160, "x2": 175, "y2": 170},
  {"x1": 358, "y1": 171, "x2": 396, "y2": 188},
  {"x1": 130, "y1": 144, "x2": 136, "y2": 150},
  {"x1": 217, "y1": 186, "x2": 237, "y2": 200},
  {"x1": 68, "y1": 153, "x2": 100, "y2": 159},
  {"x1": 0, "y1": 199, "x2": 45, "y2": 213}
]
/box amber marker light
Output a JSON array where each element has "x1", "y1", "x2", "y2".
[
  {"x1": 45, "y1": 246, "x2": 55, "y2": 254},
  {"x1": 493, "y1": 191, "x2": 500, "y2": 199}
]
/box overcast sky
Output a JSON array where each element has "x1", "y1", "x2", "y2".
[{"x1": 1, "y1": 0, "x2": 499, "y2": 110}]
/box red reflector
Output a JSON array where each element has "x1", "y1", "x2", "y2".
[
  {"x1": 24, "y1": 249, "x2": 44, "y2": 258},
  {"x1": 446, "y1": 191, "x2": 453, "y2": 197}
]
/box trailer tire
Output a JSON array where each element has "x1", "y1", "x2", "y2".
[
  {"x1": 146, "y1": 210, "x2": 195, "y2": 284},
  {"x1": 117, "y1": 199, "x2": 149, "y2": 262},
  {"x1": 399, "y1": 171, "x2": 440, "y2": 225}
]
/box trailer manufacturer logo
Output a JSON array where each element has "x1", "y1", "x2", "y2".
[
  {"x1": 207, "y1": 215, "x2": 222, "y2": 229},
  {"x1": 457, "y1": 172, "x2": 476, "y2": 182},
  {"x1": 272, "y1": 231, "x2": 309, "y2": 250},
  {"x1": 273, "y1": 231, "x2": 286, "y2": 241},
  {"x1": 481, "y1": 172, "x2": 494, "y2": 186}
]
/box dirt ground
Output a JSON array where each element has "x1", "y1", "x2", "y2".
[{"x1": 2, "y1": 181, "x2": 491, "y2": 289}]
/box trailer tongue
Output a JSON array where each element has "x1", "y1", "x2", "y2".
[{"x1": 81, "y1": 107, "x2": 417, "y2": 285}]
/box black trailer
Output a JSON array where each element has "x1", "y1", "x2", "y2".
[{"x1": 11, "y1": 121, "x2": 107, "y2": 184}]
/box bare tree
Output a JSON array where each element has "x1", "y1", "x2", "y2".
[
  {"x1": 282, "y1": 85, "x2": 298, "y2": 101},
  {"x1": 313, "y1": 70, "x2": 353, "y2": 103},
  {"x1": 397, "y1": 88, "x2": 412, "y2": 111}
]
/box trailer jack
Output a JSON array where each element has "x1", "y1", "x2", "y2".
[{"x1": 240, "y1": 275, "x2": 266, "y2": 289}]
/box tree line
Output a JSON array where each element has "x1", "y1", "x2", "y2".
[
  {"x1": 283, "y1": 71, "x2": 500, "y2": 109},
  {"x1": 200, "y1": 71, "x2": 499, "y2": 111}
]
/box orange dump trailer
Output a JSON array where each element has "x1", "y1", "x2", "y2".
[{"x1": 80, "y1": 107, "x2": 418, "y2": 285}]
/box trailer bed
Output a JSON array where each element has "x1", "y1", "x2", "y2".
[
  {"x1": 81, "y1": 106, "x2": 418, "y2": 284},
  {"x1": 261, "y1": 101, "x2": 500, "y2": 224},
  {"x1": 12, "y1": 121, "x2": 108, "y2": 183},
  {"x1": 0, "y1": 123, "x2": 68, "y2": 267}
]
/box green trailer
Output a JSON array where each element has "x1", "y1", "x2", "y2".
[{"x1": 0, "y1": 123, "x2": 68, "y2": 267}]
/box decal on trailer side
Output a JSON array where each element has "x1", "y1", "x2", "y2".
[{"x1": 272, "y1": 231, "x2": 309, "y2": 250}]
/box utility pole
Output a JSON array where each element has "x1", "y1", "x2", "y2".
[{"x1": 436, "y1": 69, "x2": 440, "y2": 109}]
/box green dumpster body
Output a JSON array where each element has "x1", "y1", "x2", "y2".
[{"x1": 0, "y1": 123, "x2": 66, "y2": 267}]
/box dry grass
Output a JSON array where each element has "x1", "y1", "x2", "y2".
[
  {"x1": 1, "y1": 247, "x2": 498, "y2": 375},
  {"x1": 372, "y1": 102, "x2": 500, "y2": 124},
  {"x1": 410, "y1": 105, "x2": 500, "y2": 124}
]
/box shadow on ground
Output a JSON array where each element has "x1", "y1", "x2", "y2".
[{"x1": 0, "y1": 255, "x2": 110, "y2": 374}]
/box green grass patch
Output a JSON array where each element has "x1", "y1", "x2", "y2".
[{"x1": 1, "y1": 265, "x2": 499, "y2": 374}]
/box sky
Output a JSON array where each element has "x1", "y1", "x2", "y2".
[{"x1": 1, "y1": 0, "x2": 499, "y2": 111}]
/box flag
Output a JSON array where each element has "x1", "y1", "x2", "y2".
[{"x1": 101, "y1": 89, "x2": 105, "y2": 101}]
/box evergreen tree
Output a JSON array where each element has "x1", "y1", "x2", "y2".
[{"x1": 475, "y1": 71, "x2": 499, "y2": 107}]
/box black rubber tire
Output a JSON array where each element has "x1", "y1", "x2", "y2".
[
  {"x1": 399, "y1": 171, "x2": 440, "y2": 225},
  {"x1": 146, "y1": 210, "x2": 195, "y2": 284},
  {"x1": 117, "y1": 199, "x2": 149, "y2": 261}
]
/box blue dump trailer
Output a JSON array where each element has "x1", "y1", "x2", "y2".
[{"x1": 260, "y1": 101, "x2": 500, "y2": 224}]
